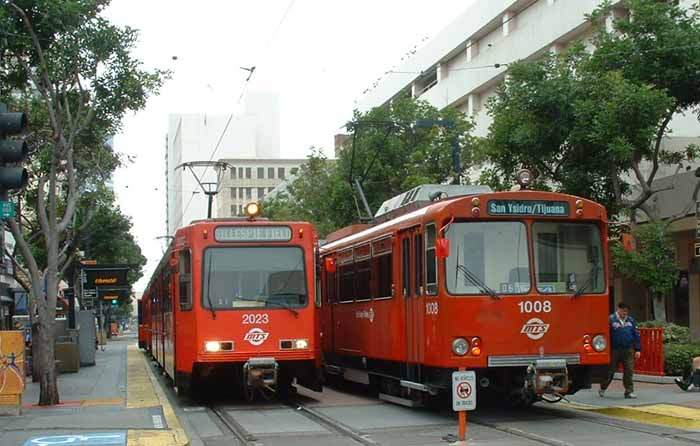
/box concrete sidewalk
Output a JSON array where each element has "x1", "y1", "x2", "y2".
[
  {"x1": 565, "y1": 379, "x2": 700, "y2": 430},
  {"x1": 0, "y1": 334, "x2": 188, "y2": 446}
]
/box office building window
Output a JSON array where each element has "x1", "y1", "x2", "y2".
[
  {"x1": 238, "y1": 205, "x2": 243, "y2": 215},
  {"x1": 267, "y1": 167, "x2": 274, "y2": 179},
  {"x1": 230, "y1": 169, "x2": 236, "y2": 179},
  {"x1": 230, "y1": 204, "x2": 237, "y2": 216},
  {"x1": 245, "y1": 188, "x2": 252, "y2": 199},
  {"x1": 257, "y1": 167, "x2": 264, "y2": 179},
  {"x1": 268, "y1": 187, "x2": 274, "y2": 194},
  {"x1": 245, "y1": 167, "x2": 252, "y2": 179},
  {"x1": 238, "y1": 167, "x2": 243, "y2": 179},
  {"x1": 230, "y1": 187, "x2": 237, "y2": 199},
  {"x1": 291, "y1": 167, "x2": 299, "y2": 175},
  {"x1": 278, "y1": 167, "x2": 285, "y2": 179},
  {"x1": 257, "y1": 187, "x2": 265, "y2": 199},
  {"x1": 238, "y1": 188, "x2": 244, "y2": 200}
]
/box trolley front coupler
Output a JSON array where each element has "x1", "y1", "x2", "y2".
[
  {"x1": 526, "y1": 359, "x2": 569, "y2": 395},
  {"x1": 244, "y1": 357, "x2": 279, "y2": 388}
]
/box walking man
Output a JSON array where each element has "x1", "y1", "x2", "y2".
[{"x1": 599, "y1": 302, "x2": 641, "y2": 399}]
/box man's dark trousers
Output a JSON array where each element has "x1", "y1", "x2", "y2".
[{"x1": 602, "y1": 348, "x2": 635, "y2": 393}]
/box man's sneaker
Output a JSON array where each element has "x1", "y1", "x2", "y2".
[
  {"x1": 624, "y1": 392, "x2": 637, "y2": 399},
  {"x1": 675, "y1": 377, "x2": 691, "y2": 391},
  {"x1": 598, "y1": 389, "x2": 605, "y2": 397}
]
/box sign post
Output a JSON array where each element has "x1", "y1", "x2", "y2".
[{"x1": 452, "y1": 368, "x2": 476, "y2": 444}]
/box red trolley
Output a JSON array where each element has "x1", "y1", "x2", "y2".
[
  {"x1": 320, "y1": 183, "x2": 610, "y2": 406},
  {"x1": 142, "y1": 203, "x2": 322, "y2": 396}
]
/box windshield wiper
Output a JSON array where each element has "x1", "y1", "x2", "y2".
[
  {"x1": 238, "y1": 295, "x2": 301, "y2": 317},
  {"x1": 456, "y1": 264, "x2": 501, "y2": 300},
  {"x1": 204, "y1": 253, "x2": 216, "y2": 319},
  {"x1": 572, "y1": 264, "x2": 600, "y2": 298}
]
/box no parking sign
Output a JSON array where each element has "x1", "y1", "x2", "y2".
[{"x1": 452, "y1": 370, "x2": 476, "y2": 411}]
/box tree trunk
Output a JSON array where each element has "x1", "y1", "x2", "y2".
[
  {"x1": 35, "y1": 322, "x2": 59, "y2": 405},
  {"x1": 652, "y1": 292, "x2": 667, "y2": 323}
]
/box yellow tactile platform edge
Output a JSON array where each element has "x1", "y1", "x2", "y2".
[
  {"x1": 126, "y1": 345, "x2": 189, "y2": 446},
  {"x1": 563, "y1": 402, "x2": 700, "y2": 430}
]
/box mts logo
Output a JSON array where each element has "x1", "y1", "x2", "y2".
[
  {"x1": 244, "y1": 328, "x2": 270, "y2": 346},
  {"x1": 521, "y1": 318, "x2": 550, "y2": 340}
]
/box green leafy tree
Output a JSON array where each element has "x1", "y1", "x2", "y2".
[
  {"x1": 485, "y1": 0, "x2": 700, "y2": 220},
  {"x1": 611, "y1": 222, "x2": 678, "y2": 321},
  {"x1": 266, "y1": 97, "x2": 476, "y2": 236},
  {"x1": 0, "y1": 1, "x2": 166, "y2": 404}
]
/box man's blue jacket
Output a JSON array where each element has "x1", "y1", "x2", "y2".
[{"x1": 609, "y1": 313, "x2": 641, "y2": 351}]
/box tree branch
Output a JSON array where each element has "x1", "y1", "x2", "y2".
[{"x1": 647, "y1": 105, "x2": 678, "y2": 188}]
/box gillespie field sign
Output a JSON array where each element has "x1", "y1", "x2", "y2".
[{"x1": 487, "y1": 200, "x2": 570, "y2": 217}]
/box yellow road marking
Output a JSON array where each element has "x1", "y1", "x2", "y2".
[
  {"x1": 126, "y1": 345, "x2": 189, "y2": 446},
  {"x1": 566, "y1": 402, "x2": 700, "y2": 430}
]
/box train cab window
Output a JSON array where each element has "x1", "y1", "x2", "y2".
[
  {"x1": 532, "y1": 222, "x2": 604, "y2": 295},
  {"x1": 179, "y1": 250, "x2": 192, "y2": 310},
  {"x1": 445, "y1": 222, "x2": 530, "y2": 295},
  {"x1": 202, "y1": 247, "x2": 309, "y2": 310},
  {"x1": 426, "y1": 224, "x2": 438, "y2": 295},
  {"x1": 415, "y1": 233, "x2": 423, "y2": 295}
]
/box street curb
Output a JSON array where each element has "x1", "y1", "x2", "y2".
[
  {"x1": 613, "y1": 372, "x2": 681, "y2": 384},
  {"x1": 582, "y1": 404, "x2": 700, "y2": 430},
  {"x1": 126, "y1": 345, "x2": 189, "y2": 446}
]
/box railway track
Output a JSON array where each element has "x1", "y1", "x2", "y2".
[{"x1": 207, "y1": 397, "x2": 378, "y2": 446}]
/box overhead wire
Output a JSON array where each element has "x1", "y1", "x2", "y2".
[{"x1": 174, "y1": 0, "x2": 297, "y2": 228}]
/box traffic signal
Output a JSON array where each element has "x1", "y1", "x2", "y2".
[
  {"x1": 0, "y1": 103, "x2": 28, "y2": 192},
  {"x1": 111, "y1": 299, "x2": 118, "y2": 305}
]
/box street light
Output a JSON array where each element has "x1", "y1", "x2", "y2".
[{"x1": 414, "y1": 119, "x2": 461, "y2": 184}]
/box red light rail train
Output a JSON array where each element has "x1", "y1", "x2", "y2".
[
  {"x1": 320, "y1": 181, "x2": 610, "y2": 406},
  {"x1": 138, "y1": 204, "x2": 322, "y2": 398}
]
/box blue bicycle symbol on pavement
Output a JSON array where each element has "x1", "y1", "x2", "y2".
[{"x1": 24, "y1": 432, "x2": 126, "y2": 446}]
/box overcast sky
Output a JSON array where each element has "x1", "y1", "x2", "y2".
[{"x1": 105, "y1": 0, "x2": 475, "y2": 290}]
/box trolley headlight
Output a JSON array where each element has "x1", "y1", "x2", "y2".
[
  {"x1": 452, "y1": 338, "x2": 469, "y2": 356},
  {"x1": 593, "y1": 335, "x2": 607, "y2": 352},
  {"x1": 204, "y1": 341, "x2": 221, "y2": 353},
  {"x1": 295, "y1": 339, "x2": 309, "y2": 350}
]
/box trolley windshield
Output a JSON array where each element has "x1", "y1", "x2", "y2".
[
  {"x1": 446, "y1": 222, "x2": 530, "y2": 295},
  {"x1": 202, "y1": 246, "x2": 308, "y2": 310},
  {"x1": 533, "y1": 222, "x2": 604, "y2": 295}
]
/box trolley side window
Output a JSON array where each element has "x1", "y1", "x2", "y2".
[
  {"x1": 372, "y1": 237, "x2": 393, "y2": 299},
  {"x1": 426, "y1": 224, "x2": 438, "y2": 295},
  {"x1": 339, "y1": 264, "x2": 355, "y2": 303},
  {"x1": 179, "y1": 249, "x2": 193, "y2": 310},
  {"x1": 355, "y1": 244, "x2": 372, "y2": 300},
  {"x1": 415, "y1": 233, "x2": 423, "y2": 295}
]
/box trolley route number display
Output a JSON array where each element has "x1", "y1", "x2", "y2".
[{"x1": 452, "y1": 370, "x2": 477, "y2": 411}]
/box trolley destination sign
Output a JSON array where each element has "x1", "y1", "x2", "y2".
[
  {"x1": 487, "y1": 200, "x2": 570, "y2": 217},
  {"x1": 215, "y1": 225, "x2": 292, "y2": 242}
]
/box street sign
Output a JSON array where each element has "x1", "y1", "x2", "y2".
[
  {"x1": 452, "y1": 370, "x2": 476, "y2": 411},
  {"x1": 24, "y1": 432, "x2": 126, "y2": 446},
  {"x1": 0, "y1": 200, "x2": 16, "y2": 218}
]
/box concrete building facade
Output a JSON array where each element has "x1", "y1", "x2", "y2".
[
  {"x1": 216, "y1": 158, "x2": 304, "y2": 217},
  {"x1": 354, "y1": 0, "x2": 700, "y2": 336},
  {"x1": 166, "y1": 92, "x2": 280, "y2": 234}
]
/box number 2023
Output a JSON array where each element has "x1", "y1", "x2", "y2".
[
  {"x1": 518, "y1": 300, "x2": 552, "y2": 313},
  {"x1": 242, "y1": 314, "x2": 269, "y2": 324}
]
